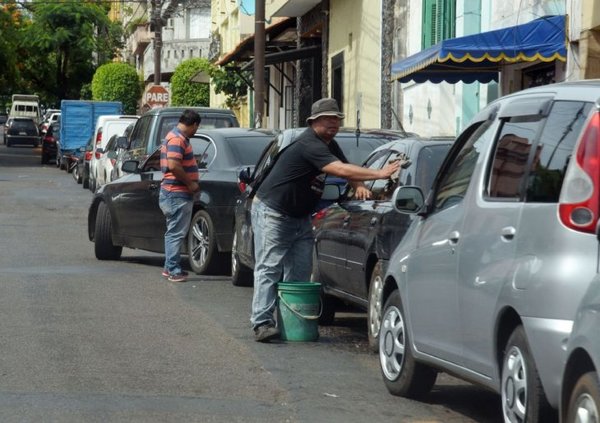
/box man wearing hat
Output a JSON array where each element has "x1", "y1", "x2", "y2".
[{"x1": 250, "y1": 97, "x2": 401, "y2": 342}]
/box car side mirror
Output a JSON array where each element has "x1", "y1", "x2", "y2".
[
  {"x1": 121, "y1": 160, "x2": 140, "y2": 174},
  {"x1": 116, "y1": 136, "x2": 129, "y2": 149},
  {"x1": 322, "y1": 183, "x2": 341, "y2": 202},
  {"x1": 238, "y1": 167, "x2": 253, "y2": 184},
  {"x1": 392, "y1": 186, "x2": 424, "y2": 214}
]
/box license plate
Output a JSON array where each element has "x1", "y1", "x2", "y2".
[{"x1": 19, "y1": 132, "x2": 27, "y2": 135}]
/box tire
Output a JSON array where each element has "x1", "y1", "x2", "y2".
[
  {"x1": 311, "y1": 251, "x2": 336, "y2": 326},
  {"x1": 367, "y1": 261, "x2": 385, "y2": 353},
  {"x1": 187, "y1": 209, "x2": 226, "y2": 275},
  {"x1": 501, "y1": 326, "x2": 555, "y2": 423},
  {"x1": 72, "y1": 164, "x2": 81, "y2": 184},
  {"x1": 379, "y1": 290, "x2": 437, "y2": 399},
  {"x1": 94, "y1": 201, "x2": 122, "y2": 260},
  {"x1": 231, "y1": 231, "x2": 253, "y2": 286},
  {"x1": 89, "y1": 176, "x2": 96, "y2": 193},
  {"x1": 566, "y1": 371, "x2": 600, "y2": 423}
]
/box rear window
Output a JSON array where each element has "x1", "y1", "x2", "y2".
[
  {"x1": 197, "y1": 115, "x2": 238, "y2": 129},
  {"x1": 227, "y1": 136, "x2": 273, "y2": 165},
  {"x1": 526, "y1": 101, "x2": 593, "y2": 203},
  {"x1": 11, "y1": 119, "x2": 37, "y2": 131},
  {"x1": 336, "y1": 136, "x2": 393, "y2": 165}
]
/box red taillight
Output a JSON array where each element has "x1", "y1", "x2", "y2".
[
  {"x1": 559, "y1": 111, "x2": 600, "y2": 233},
  {"x1": 312, "y1": 208, "x2": 328, "y2": 222},
  {"x1": 110, "y1": 158, "x2": 116, "y2": 166},
  {"x1": 95, "y1": 130, "x2": 102, "y2": 145},
  {"x1": 95, "y1": 151, "x2": 102, "y2": 160},
  {"x1": 85, "y1": 151, "x2": 92, "y2": 161},
  {"x1": 44, "y1": 135, "x2": 56, "y2": 144},
  {"x1": 238, "y1": 181, "x2": 247, "y2": 193}
]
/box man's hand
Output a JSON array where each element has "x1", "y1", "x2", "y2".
[
  {"x1": 378, "y1": 161, "x2": 401, "y2": 179},
  {"x1": 354, "y1": 185, "x2": 372, "y2": 200},
  {"x1": 188, "y1": 181, "x2": 200, "y2": 193}
]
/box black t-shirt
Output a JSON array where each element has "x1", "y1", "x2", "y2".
[{"x1": 256, "y1": 127, "x2": 348, "y2": 217}]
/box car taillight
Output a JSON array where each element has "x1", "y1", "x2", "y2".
[
  {"x1": 559, "y1": 110, "x2": 600, "y2": 234},
  {"x1": 44, "y1": 135, "x2": 56, "y2": 144},
  {"x1": 312, "y1": 208, "x2": 328, "y2": 222},
  {"x1": 110, "y1": 158, "x2": 116, "y2": 166},
  {"x1": 85, "y1": 151, "x2": 92, "y2": 161},
  {"x1": 95, "y1": 151, "x2": 102, "y2": 160},
  {"x1": 238, "y1": 181, "x2": 247, "y2": 193},
  {"x1": 95, "y1": 130, "x2": 102, "y2": 145}
]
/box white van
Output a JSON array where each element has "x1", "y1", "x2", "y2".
[
  {"x1": 89, "y1": 115, "x2": 138, "y2": 192},
  {"x1": 9, "y1": 94, "x2": 41, "y2": 125}
]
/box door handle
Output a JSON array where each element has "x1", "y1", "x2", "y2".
[
  {"x1": 370, "y1": 217, "x2": 378, "y2": 226},
  {"x1": 448, "y1": 231, "x2": 460, "y2": 245},
  {"x1": 149, "y1": 183, "x2": 159, "y2": 191},
  {"x1": 501, "y1": 226, "x2": 516, "y2": 241}
]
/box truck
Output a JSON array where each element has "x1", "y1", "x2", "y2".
[
  {"x1": 58, "y1": 100, "x2": 122, "y2": 170},
  {"x1": 9, "y1": 94, "x2": 41, "y2": 124}
]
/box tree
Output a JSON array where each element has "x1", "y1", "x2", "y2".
[
  {"x1": 170, "y1": 58, "x2": 211, "y2": 107},
  {"x1": 92, "y1": 63, "x2": 141, "y2": 114},
  {"x1": 0, "y1": 2, "x2": 26, "y2": 106},
  {"x1": 21, "y1": 0, "x2": 123, "y2": 102},
  {"x1": 211, "y1": 64, "x2": 250, "y2": 109}
]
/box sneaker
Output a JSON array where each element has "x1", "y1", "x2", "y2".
[
  {"x1": 254, "y1": 324, "x2": 280, "y2": 343},
  {"x1": 168, "y1": 273, "x2": 188, "y2": 283},
  {"x1": 162, "y1": 270, "x2": 188, "y2": 278}
]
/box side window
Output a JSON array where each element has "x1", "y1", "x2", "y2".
[
  {"x1": 191, "y1": 136, "x2": 216, "y2": 169},
  {"x1": 488, "y1": 116, "x2": 543, "y2": 199},
  {"x1": 434, "y1": 121, "x2": 494, "y2": 211},
  {"x1": 142, "y1": 149, "x2": 161, "y2": 172},
  {"x1": 345, "y1": 150, "x2": 391, "y2": 199},
  {"x1": 371, "y1": 150, "x2": 405, "y2": 201},
  {"x1": 129, "y1": 116, "x2": 151, "y2": 150},
  {"x1": 526, "y1": 101, "x2": 592, "y2": 202},
  {"x1": 157, "y1": 116, "x2": 180, "y2": 149}
]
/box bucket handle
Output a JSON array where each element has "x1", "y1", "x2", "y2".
[{"x1": 277, "y1": 292, "x2": 322, "y2": 320}]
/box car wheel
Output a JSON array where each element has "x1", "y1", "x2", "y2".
[
  {"x1": 89, "y1": 176, "x2": 96, "y2": 193},
  {"x1": 311, "y1": 251, "x2": 336, "y2": 326},
  {"x1": 231, "y1": 231, "x2": 253, "y2": 286},
  {"x1": 72, "y1": 165, "x2": 80, "y2": 183},
  {"x1": 501, "y1": 326, "x2": 555, "y2": 423},
  {"x1": 566, "y1": 371, "x2": 600, "y2": 423},
  {"x1": 368, "y1": 261, "x2": 385, "y2": 353},
  {"x1": 94, "y1": 201, "x2": 122, "y2": 260},
  {"x1": 379, "y1": 289, "x2": 437, "y2": 399},
  {"x1": 187, "y1": 209, "x2": 225, "y2": 275},
  {"x1": 55, "y1": 154, "x2": 61, "y2": 168}
]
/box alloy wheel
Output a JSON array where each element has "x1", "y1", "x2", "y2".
[
  {"x1": 502, "y1": 345, "x2": 527, "y2": 422},
  {"x1": 379, "y1": 304, "x2": 406, "y2": 381},
  {"x1": 190, "y1": 216, "x2": 210, "y2": 268}
]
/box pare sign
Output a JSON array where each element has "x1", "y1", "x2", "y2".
[{"x1": 144, "y1": 85, "x2": 170, "y2": 107}]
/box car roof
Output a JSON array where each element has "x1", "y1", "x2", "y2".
[
  {"x1": 370, "y1": 136, "x2": 454, "y2": 154},
  {"x1": 143, "y1": 107, "x2": 237, "y2": 117},
  {"x1": 194, "y1": 128, "x2": 278, "y2": 138}
]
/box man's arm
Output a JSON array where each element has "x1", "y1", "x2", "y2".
[
  {"x1": 167, "y1": 159, "x2": 200, "y2": 193},
  {"x1": 322, "y1": 160, "x2": 400, "y2": 181}
]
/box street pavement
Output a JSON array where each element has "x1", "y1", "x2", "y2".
[{"x1": 0, "y1": 144, "x2": 502, "y2": 422}]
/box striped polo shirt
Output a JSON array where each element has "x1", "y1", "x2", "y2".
[{"x1": 160, "y1": 127, "x2": 199, "y2": 193}]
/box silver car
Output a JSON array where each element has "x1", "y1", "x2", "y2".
[
  {"x1": 379, "y1": 81, "x2": 600, "y2": 422},
  {"x1": 560, "y1": 273, "x2": 600, "y2": 423}
]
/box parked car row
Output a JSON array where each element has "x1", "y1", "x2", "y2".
[{"x1": 83, "y1": 84, "x2": 600, "y2": 422}]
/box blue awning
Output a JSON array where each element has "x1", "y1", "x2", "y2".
[{"x1": 392, "y1": 15, "x2": 567, "y2": 84}]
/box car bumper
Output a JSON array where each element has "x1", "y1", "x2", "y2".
[
  {"x1": 522, "y1": 316, "x2": 573, "y2": 408},
  {"x1": 7, "y1": 135, "x2": 39, "y2": 145}
]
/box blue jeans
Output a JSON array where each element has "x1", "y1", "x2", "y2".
[
  {"x1": 250, "y1": 198, "x2": 313, "y2": 329},
  {"x1": 159, "y1": 189, "x2": 193, "y2": 276}
]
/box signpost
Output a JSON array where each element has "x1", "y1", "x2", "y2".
[{"x1": 144, "y1": 85, "x2": 170, "y2": 109}]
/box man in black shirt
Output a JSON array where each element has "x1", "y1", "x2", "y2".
[{"x1": 251, "y1": 98, "x2": 401, "y2": 342}]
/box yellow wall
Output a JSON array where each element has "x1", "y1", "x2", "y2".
[
  {"x1": 329, "y1": 0, "x2": 381, "y2": 128},
  {"x1": 582, "y1": 0, "x2": 600, "y2": 30}
]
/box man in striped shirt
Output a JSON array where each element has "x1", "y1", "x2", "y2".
[{"x1": 159, "y1": 110, "x2": 201, "y2": 282}]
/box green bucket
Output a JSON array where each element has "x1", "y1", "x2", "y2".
[{"x1": 277, "y1": 281, "x2": 321, "y2": 342}]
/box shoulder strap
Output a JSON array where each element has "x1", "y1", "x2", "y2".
[{"x1": 248, "y1": 141, "x2": 295, "y2": 199}]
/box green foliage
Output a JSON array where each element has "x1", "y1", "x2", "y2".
[
  {"x1": 0, "y1": 3, "x2": 26, "y2": 97},
  {"x1": 170, "y1": 58, "x2": 211, "y2": 107},
  {"x1": 91, "y1": 63, "x2": 141, "y2": 114},
  {"x1": 211, "y1": 64, "x2": 249, "y2": 108},
  {"x1": 19, "y1": 0, "x2": 123, "y2": 102}
]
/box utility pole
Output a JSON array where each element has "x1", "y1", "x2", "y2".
[
  {"x1": 253, "y1": 0, "x2": 265, "y2": 128},
  {"x1": 151, "y1": 0, "x2": 163, "y2": 85}
]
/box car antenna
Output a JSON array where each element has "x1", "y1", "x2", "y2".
[
  {"x1": 355, "y1": 109, "x2": 361, "y2": 147},
  {"x1": 391, "y1": 108, "x2": 408, "y2": 137}
]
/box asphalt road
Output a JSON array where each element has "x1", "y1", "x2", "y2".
[{"x1": 0, "y1": 144, "x2": 503, "y2": 422}]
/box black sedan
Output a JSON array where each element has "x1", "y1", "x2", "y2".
[
  {"x1": 231, "y1": 128, "x2": 413, "y2": 287},
  {"x1": 88, "y1": 128, "x2": 275, "y2": 275},
  {"x1": 312, "y1": 136, "x2": 453, "y2": 352}
]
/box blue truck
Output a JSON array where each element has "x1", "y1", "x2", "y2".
[{"x1": 58, "y1": 100, "x2": 122, "y2": 170}]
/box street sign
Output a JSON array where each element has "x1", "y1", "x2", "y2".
[{"x1": 144, "y1": 85, "x2": 170, "y2": 108}]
